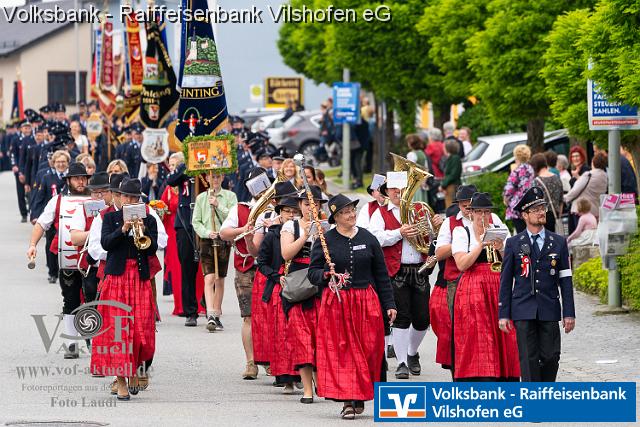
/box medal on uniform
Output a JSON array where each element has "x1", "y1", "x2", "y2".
[
  {"x1": 551, "y1": 259, "x2": 557, "y2": 267},
  {"x1": 550, "y1": 269, "x2": 556, "y2": 276},
  {"x1": 520, "y1": 255, "x2": 530, "y2": 278}
]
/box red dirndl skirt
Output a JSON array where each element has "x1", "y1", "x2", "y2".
[
  {"x1": 429, "y1": 285, "x2": 452, "y2": 367},
  {"x1": 149, "y1": 255, "x2": 162, "y2": 278},
  {"x1": 316, "y1": 286, "x2": 385, "y2": 402},
  {"x1": 270, "y1": 283, "x2": 297, "y2": 377},
  {"x1": 453, "y1": 263, "x2": 520, "y2": 379},
  {"x1": 90, "y1": 260, "x2": 156, "y2": 378},
  {"x1": 288, "y1": 298, "x2": 319, "y2": 369},
  {"x1": 251, "y1": 270, "x2": 272, "y2": 365}
]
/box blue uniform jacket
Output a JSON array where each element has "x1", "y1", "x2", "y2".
[{"x1": 499, "y1": 229, "x2": 576, "y2": 322}]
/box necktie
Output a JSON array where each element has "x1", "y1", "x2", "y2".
[{"x1": 531, "y1": 234, "x2": 541, "y2": 260}]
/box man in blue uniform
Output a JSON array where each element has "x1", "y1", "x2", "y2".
[
  {"x1": 11, "y1": 119, "x2": 34, "y2": 222},
  {"x1": 499, "y1": 186, "x2": 576, "y2": 382},
  {"x1": 124, "y1": 123, "x2": 143, "y2": 178}
]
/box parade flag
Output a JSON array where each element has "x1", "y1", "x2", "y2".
[
  {"x1": 11, "y1": 79, "x2": 24, "y2": 123},
  {"x1": 125, "y1": 11, "x2": 143, "y2": 92},
  {"x1": 139, "y1": 19, "x2": 179, "y2": 129},
  {"x1": 90, "y1": 25, "x2": 101, "y2": 100},
  {"x1": 97, "y1": 20, "x2": 117, "y2": 117},
  {"x1": 175, "y1": 0, "x2": 229, "y2": 141}
]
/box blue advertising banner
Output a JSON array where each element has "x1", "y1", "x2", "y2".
[
  {"x1": 588, "y1": 79, "x2": 640, "y2": 130},
  {"x1": 374, "y1": 382, "x2": 636, "y2": 422},
  {"x1": 332, "y1": 82, "x2": 360, "y2": 124}
]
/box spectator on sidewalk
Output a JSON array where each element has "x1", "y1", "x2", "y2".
[
  {"x1": 458, "y1": 127, "x2": 473, "y2": 157},
  {"x1": 439, "y1": 139, "x2": 462, "y2": 208}
]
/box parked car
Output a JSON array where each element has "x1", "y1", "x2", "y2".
[
  {"x1": 237, "y1": 107, "x2": 285, "y2": 128},
  {"x1": 269, "y1": 110, "x2": 322, "y2": 162},
  {"x1": 250, "y1": 113, "x2": 286, "y2": 139},
  {"x1": 462, "y1": 129, "x2": 570, "y2": 178}
]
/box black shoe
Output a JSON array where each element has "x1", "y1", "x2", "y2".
[
  {"x1": 21, "y1": 216, "x2": 27, "y2": 223},
  {"x1": 48, "y1": 275, "x2": 57, "y2": 284},
  {"x1": 387, "y1": 344, "x2": 396, "y2": 359},
  {"x1": 213, "y1": 316, "x2": 224, "y2": 331},
  {"x1": 273, "y1": 381, "x2": 285, "y2": 388},
  {"x1": 184, "y1": 316, "x2": 197, "y2": 327},
  {"x1": 395, "y1": 362, "x2": 410, "y2": 379},
  {"x1": 206, "y1": 316, "x2": 216, "y2": 332},
  {"x1": 300, "y1": 397, "x2": 314, "y2": 404},
  {"x1": 64, "y1": 343, "x2": 79, "y2": 359},
  {"x1": 407, "y1": 353, "x2": 421, "y2": 375}
]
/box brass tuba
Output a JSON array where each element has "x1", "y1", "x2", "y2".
[
  {"x1": 133, "y1": 219, "x2": 151, "y2": 250},
  {"x1": 246, "y1": 169, "x2": 286, "y2": 228},
  {"x1": 390, "y1": 153, "x2": 441, "y2": 270}
]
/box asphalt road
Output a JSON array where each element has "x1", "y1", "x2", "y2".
[{"x1": 0, "y1": 171, "x2": 637, "y2": 427}]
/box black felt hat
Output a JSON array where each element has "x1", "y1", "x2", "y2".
[
  {"x1": 296, "y1": 185, "x2": 327, "y2": 203},
  {"x1": 109, "y1": 173, "x2": 129, "y2": 192},
  {"x1": 65, "y1": 162, "x2": 90, "y2": 178},
  {"x1": 327, "y1": 194, "x2": 359, "y2": 224},
  {"x1": 275, "y1": 197, "x2": 301, "y2": 214},
  {"x1": 119, "y1": 178, "x2": 143, "y2": 197},
  {"x1": 454, "y1": 184, "x2": 478, "y2": 202},
  {"x1": 515, "y1": 186, "x2": 547, "y2": 213},
  {"x1": 274, "y1": 181, "x2": 298, "y2": 199},
  {"x1": 468, "y1": 192, "x2": 495, "y2": 210},
  {"x1": 88, "y1": 171, "x2": 110, "y2": 190}
]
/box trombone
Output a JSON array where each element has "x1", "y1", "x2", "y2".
[{"x1": 481, "y1": 216, "x2": 502, "y2": 273}]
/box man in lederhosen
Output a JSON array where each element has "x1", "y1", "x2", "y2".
[
  {"x1": 26, "y1": 162, "x2": 91, "y2": 359},
  {"x1": 369, "y1": 173, "x2": 443, "y2": 379},
  {"x1": 499, "y1": 186, "x2": 576, "y2": 381}
]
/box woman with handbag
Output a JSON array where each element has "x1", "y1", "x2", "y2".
[
  {"x1": 256, "y1": 197, "x2": 302, "y2": 393},
  {"x1": 308, "y1": 194, "x2": 397, "y2": 419},
  {"x1": 280, "y1": 185, "x2": 327, "y2": 404},
  {"x1": 530, "y1": 153, "x2": 564, "y2": 234}
]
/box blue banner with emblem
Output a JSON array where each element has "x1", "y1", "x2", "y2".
[
  {"x1": 175, "y1": 0, "x2": 229, "y2": 142},
  {"x1": 374, "y1": 382, "x2": 636, "y2": 422}
]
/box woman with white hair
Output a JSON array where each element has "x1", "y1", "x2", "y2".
[{"x1": 556, "y1": 154, "x2": 572, "y2": 193}]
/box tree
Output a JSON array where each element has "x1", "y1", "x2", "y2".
[
  {"x1": 467, "y1": 0, "x2": 593, "y2": 152},
  {"x1": 417, "y1": 0, "x2": 489, "y2": 102}
]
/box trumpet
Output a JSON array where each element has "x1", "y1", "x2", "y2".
[
  {"x1": 481, "y1": 216, "x2": 502, "y2": 273},
  {"x1": 132, "y1": 218, "x2": 151, "y2": 250},
  {"x1": 234, "y1": 215, "x2": 280, "y2": 242}
]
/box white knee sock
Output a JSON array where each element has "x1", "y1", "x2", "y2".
[
  {"x1": 63, "y1": 314, "x2": 78, "y2": 346},
  {"x1": 392, "y1": 327, "x2": 410, "y2": 366},
  {"x1": 408, "y1": 326, "x2": 427, "y2": 356}
]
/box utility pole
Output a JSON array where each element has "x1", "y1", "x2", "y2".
[
  {"x1": 341, "y1": 68, "x2": 350, "y2": 191},
  {"x1": 607, "y1": 129, "x2": 622, "y2": 308}
]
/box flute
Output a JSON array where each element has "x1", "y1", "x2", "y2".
[{"x1": 234, "y1": 215, "x2": 281, "y2": 242}]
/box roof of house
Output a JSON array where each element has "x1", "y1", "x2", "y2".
[{"x1": 0, "y1": 0, "x2": 87, "y2": 57}]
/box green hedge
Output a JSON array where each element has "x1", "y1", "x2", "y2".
[
  {"x1": 465, "y1": 172, "x2": 509, "y2": 221},
  {"x1": 573, "y1": 206, "x2": 640, "y2": 310}
]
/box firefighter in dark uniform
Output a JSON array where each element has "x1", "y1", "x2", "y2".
[
  {"x1": 115, "y1": 126, "x2": 131, "y2": 160},
  {"x1": 11, "y1": 119, "x2": 34, "y2": 222},
  {"x1": 124, "y1": 123, "x2": 143, "y2": 178},
  {"x1": 499, "y1": 186, "x2": 576, "y2": 382}
]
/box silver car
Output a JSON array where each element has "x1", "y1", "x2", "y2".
[{"x1": 269, "y1": 110, "x2": 322, "y2": 161}]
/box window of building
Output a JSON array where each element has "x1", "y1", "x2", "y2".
[{"x1": 47, "y1": 72, "x2": 86, "y2": 106}]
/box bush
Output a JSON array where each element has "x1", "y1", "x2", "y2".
[
  {"x1": 574, "y1": 206, "x2": 640, "y2": 310},
  {"x1": 573, "y1": 257, "x2": 608, "y2": 303},
  {"x1": 465, "y1": 172, "x2": 509, "y2": 221}
]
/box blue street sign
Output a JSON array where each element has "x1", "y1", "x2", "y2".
[
  {"x1": 333, "y1": 82, "x2": 361, "y2": 125},
  {"x1": 588, "y1": 80, "x2": 640, "y2": 130}
]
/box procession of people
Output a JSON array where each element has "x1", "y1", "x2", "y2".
[{"x1": 9, "y1": 101, "x2": 582, "y2": 419}]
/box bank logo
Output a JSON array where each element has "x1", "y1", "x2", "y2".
[{"x1": 376, "y1": 385, "x2": 427, "y2": 420}]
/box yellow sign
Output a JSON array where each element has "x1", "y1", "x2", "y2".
[
  {"x1": 86, "y1": 113, "x2": 103, "y2": 142},
  {"x1": 265, "y1": 77, "x2": 304, "y2": 109}
]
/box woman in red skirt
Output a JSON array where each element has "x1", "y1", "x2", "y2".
[
  {"x1": 451, "y1": 192, "x2": 520, "y2": 381},
  {"x1": 91, "y1": 178, "x2": 158, "y2": 400},
  {"x1": 280, "y1": 185, "x2": 327, "y2": 404},
  {"x1": 308, "y1": 194, "x2": 396, "y2": 419},
  {"x1": 256, "y1": 197, "x2": 302, "y2": 391}
]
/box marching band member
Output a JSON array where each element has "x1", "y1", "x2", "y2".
[
  {"x1": 256, "y1": 196, "x2": 302, "y2": 391},
  {"x1": 499, "y1": 186, "x2": 575, "y2": 382},
  {"x1": 91, "y1": 178, "x2": 158, "y2": 400},
  {"x1": 251, "y1": 181, "x2": 298, "y2": 251},
  {"x1": 280, "y1": 185, "x2": 327, "y2": 404},
  {"x1": 369, "y1": 178, "x2": 443, "y2": 379},
  {"x1": 161, "y1": 153, "x2": 184, "y2": 315},
  {"x1": 451, "y1": 192, "x2": 519, "y2": 381},
  {"x1": 26, "y1": 162, "x2": 90, "y2": 359},
  {"x1": 355, "y1": 177, "x2": 387, "y2": 229},
  {"x1": 308, "y1": 194, "x2": 396, "y2": 419},
  {"x1": 192, "y1": 172, "x2": 236, "y2": 332}
]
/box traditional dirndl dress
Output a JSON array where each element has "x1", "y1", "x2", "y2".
[
  {"x1": 251, "y1": 270, "x2": 272, "y2": 365},
  {"x1": 453, "y1": 262, "x2": 520, "y2": 380},
  {"x1": 270, "y1": 282, "x2": 298, "y2": 380},
  {"x1": 90, "y1": 260, "x2": 156, "y2": 378},
  {"x1": 315, "y1": 285, "x2": 385, "y2": 401},
  {"x1": 429, "y1": 284, "x2": 452, "y2": 367}
]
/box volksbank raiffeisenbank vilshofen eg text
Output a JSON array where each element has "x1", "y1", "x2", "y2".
[
  {"x1": 436, "y1": 385, "x2": 628, "y2": 401},
  {"x1": 2, "y1": 4, "x2": 392, "y2": 24}
]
